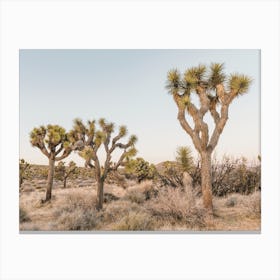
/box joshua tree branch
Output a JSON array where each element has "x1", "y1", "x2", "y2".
[
  {"x1": 177, "y1": 106, "x2": 202, "y2": 153},
  {"x1": 55, "y1": 149, "x2": 72, "y2": 161},
  {"x1": 85, "y1": 158, "x2": 95, "y2": 168},
  {"x1": 55, "y1": 144, "x2": 64, "y2": 156},
  {"x1": 102, "y1": 148, "x2": 112, "y2": 179},
  {"x1": 38, "y1": 144, "x2": 50, "y2": 158},
  {"x1": 197, "y1": 86, "x2": 210, "y2": 116},
  {"x1": 209, "y1": 105, "x2": 220, "y2": 125},
  {"x1": 113, "y1": 151, "x2": 127, "y2": 171},
  {"x1": 112, "y1": 133, "x2": 123, "y2": 146},
  {"x1": 187, "y1": 99, "x2": 209, "y2": 149},
  {"x1": 207, "y1": 104, "x2": 229, "y2": 152}
]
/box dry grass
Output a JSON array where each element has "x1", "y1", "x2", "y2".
[
  {"x1": 19, "y1": 177, "x2": 261, "y2": 231},
  {"x1": 53, "y1": 192, "x2": 100, "y2": 230},
  {"x1": 145, "y1": 188, "x2": 207, "y2": 229},
  {"x1": 209, "y1": 192, "x2": 261, "y2": 231},
  {"x1": 111, "y1": 212, "x2": 154, "y2": 231}
]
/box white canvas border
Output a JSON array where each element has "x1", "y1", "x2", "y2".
[{"x1": 0, "y1": 1, "x2": 279, "y2": 280}]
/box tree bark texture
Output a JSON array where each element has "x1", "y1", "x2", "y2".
[
  {"x1": 200, "y1": 152, "x2": 213, "y2": 213},
  {"x1": 96, "y1": 178, "x2": 104, "y2": 210},
  {"x1": 63, "y1": 177, "x2": 67, "y2": 188},
  {"x1": 94, "y1": 156, "x2": 104, "y2": 210},
  {"x1": 45, "y1": 157, "x2": 55, "y2": 201}
]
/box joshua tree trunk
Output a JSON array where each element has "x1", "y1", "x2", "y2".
[
  {"x1": 96, "y1": 178, "x2": 104, "y2": 210},
  {"x1": 94, "y1": 157, "x2": 104, "y2": 210},
  {"x1": 20, "y1": 177, "x2": 23, "y2": 188},
  {"x1": 200, "y1": 151, "x2": 213, "y2": 212},
  {"x1": 63, "y1": 176, "x2": 67, "y2": 188},
  {"x1": 46, "y1": 157, "x2": 55, "y2": 201}
]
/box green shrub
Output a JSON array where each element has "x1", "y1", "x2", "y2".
[{"x1": 124, "y1": 157, "x2": 157, "y2": 182}]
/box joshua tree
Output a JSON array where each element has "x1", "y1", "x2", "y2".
[
  {"x1": 166, "y1": 63, "x2": 251, "y2": 214},
  {"x1": 19, "y1": 159, "x2": 31, "y2": 188},
  {"x1": 70, "y1": 118, "x2": 137, "y2": 210},
  {"x1": 176, "y1": 146, "x2": 194, "y2": 173},
  {"x1": 30, "y1": 125, "x2": 73, "y2": 201},
  {"x1": 55, "y1": 161, "x2": 79, "y2": 188},
  {"x1": 124, "y1": 157, "x2": 157, "y2": 182}
]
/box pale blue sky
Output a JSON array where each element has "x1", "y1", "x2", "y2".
[{"x1": 20, "y1": 49, "x2": 260, "y2": 166}]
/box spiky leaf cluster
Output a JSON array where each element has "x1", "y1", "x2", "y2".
[
  {"x1": 175, "y1": 146, "x2": 194, "y2": 172},
  {"x1": 30, "y1": 125, "x2": 70, "y2": 153},
  {"x1": 208, "y1": 63, "x2": 226, "y2": 89},
  {"x1": 166, "y1": 63, "x2": 252, "y2": 100},
  {"x1": 73, "y1": 118, "x2": 137, "y2": 173},
  {"x1": 229, "y1": 74, "x2": 252, "y2": 95}
]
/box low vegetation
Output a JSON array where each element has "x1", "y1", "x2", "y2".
[{"x1": 19, "y1": 157, "x2": 261, "y2": 231}]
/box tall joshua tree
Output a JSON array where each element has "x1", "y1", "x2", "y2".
[
  {"x1": 166, "y1": 63, "x2": 252, "y2": 214},
  {"x1": 70, "y1": 118, "x2": 137, "y2": 210},
  {"x1": 30, "y1": 125, "x2": 73, "y2": 201}
]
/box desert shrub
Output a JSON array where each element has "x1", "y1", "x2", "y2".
[
  {"x1": 103, "y1": 200, "x2": 141, "y2": 224},
  {"x1": 156, "y1": 147, "x2": 195, "y2": 191},
  {"x1": 57, "y1": 208, "x2": 100, "y2": 230},
  {"x1": 156, "y1": 161, "x2": 184, "y2": 189},
  {"x1": 239, "y1": 192, "x2": 261, "y2": 217},
  {"x1": 105, "y1": 170, "x2": 126, "y2": 186},
  {"x1": 35, "y1": 165, "x2": 49, "y2": 180},
  {"x1": 124, "y1": 157, "x2": 157, "y2": 182},
  {"x1": 124, "y1": 189, "x2": 146, "y2": 204},
  {"x1": 54, "y1": 192, "x2": 100, "y2": 230},
  {"x1": 78, "y1": 166, "x2": 95, "y2": 179},
  {"x1": 220, "y1": 192, "x2": 261, "y2": 217},
  {"x1": 225, "y1": 196, "x2": 238, "y2": 207},
  {"x1": 125, "y1": 181, "x2": 158, "y2": 202},
  {"x1": 112, "y1": 212, "x2": 154, "y2": 231},
  {"x1": 191, "y1": 156, "x2": 261, "y2": 196},
  {"x1": 19, "y1": 207, "x2": 31, "y2": 223},
  {"x1": 146, "y1": 188, "x2": 206, "y2": 228},
  {"x1": 103, "y1": 193, "x2": 119, "y2": 203}
]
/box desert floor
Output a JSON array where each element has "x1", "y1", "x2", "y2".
[{"x1": 19, "y1": 178, "x2": 261, "y2": 232}]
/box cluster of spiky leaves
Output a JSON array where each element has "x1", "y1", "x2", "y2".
[
  {"x1": 175, "y1": 146, "x2": 194, "y2": 173},
  {"x1": 72, "y1": 118, "x2": 137, "y2": 170},
  {"x1": 166, "y1": 63, "x2": 252, "y2": 99},
  {"x1": 229, "y1": 73, "x2": 252, "y2": 95},
  {"x1": 30, "y1": 125, "x2": 71, "y2": 153}
]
